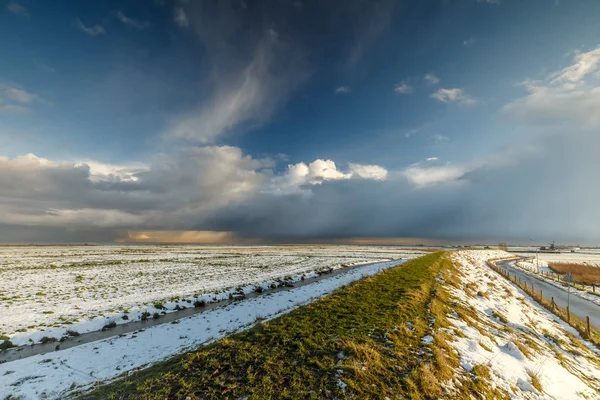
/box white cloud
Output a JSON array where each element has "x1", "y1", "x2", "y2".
[
  {"x1": 348, "y1": 163, "x2": 388, "y2": 180},
  {"x1": 504, "y1": 44, "x2": 600, "y2": 126},
  {"x1": 7, "y1": 2, "x2": 27, "y2": 17},
  {"x1": 394, "y1": 81, "x2": 413, "y2": 94},
  {"x1": 424, "y1": 73, "x2": 440, "y2": 85},
  {"x1": 463, "y1": 38, "x2": 476, "y2": 46},
  {"x1": 76, "y1": 18, "x2": 106, "y2": 36},
  {"x1": 0, "y1": 150, "x2": 392, "y2": 231},
  {"x1": 402, "y1": 158, "x2": 467, "y2": 186},
  {"x1": 550, "y1": 46, "x2": 600, "y2": 84},
  {"x1": 0, "y1": 147, "x2": 272, "y2": 229},
  {"x1": 269, "y1": 159, "x2": 387, "y2": 195},
  {"x1": 299, "y1": 159, "x2": 352, "y2": 184},
  {"x1": 173, "y1": 7, "x2": 189, "y2": 28},
  {"x1": 335, "y1": 86, "x2": 351, "y2": 94},
  {"x1": 431, "y1": 88, "x2": 476, "y2": 105},
  {"x1": 116, "y1": 11, "x2": 148, "y2": 29},
  {"x1": 505, "y1": 85, "x2": 600, "y2": 125},
  {"x1": 76, "y1": 161, "x2": 147, "y2": 182}
]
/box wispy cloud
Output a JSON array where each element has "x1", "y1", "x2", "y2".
[
  {"x1": 394, "y1": 81, "x2": 413, "y2": 94},
  {"x1": 1, "y1": 87, "x2": 37, "y2": 104},
  {"x1": 348, "y1": 163, "x2": 388, "y2": 180},
  {"x1": 116, "y1": 11, "x2": 148, "y2": 29},
  {"x1": 0, "y1": 104, "x2": 29, "y2": 113},
  {"x1": 403, "y1": 158, "x2": 466, "y2": 186},
  {"x1": 335, "y1": 86, "x2": 351, "y2": 94},
  {"x1": 167, "y1": 29, "x2": 309, "y2": 143},
  {"x1": 424, "y1": 73, "x2": 440, "y2": 85},
  {"x1": 431, "y1": 134, "x2": 449, "y2": 144},
  {"x1": 173, "y1": 7, "x2": 189, "y2": 28},
  {"x1": 504, "y1": 45, "x2": 600, "y2": 126},
  {"x1": 7, "y1": 1, "x2": 28, "y2": 17},
  {"x1": 404, "y1": 128, "x2": 419, "y2": 138},
  {"x1": 463, "y1": 38, "x2": 476, "y2": 46},
  {"x1": 76, "y1": 18, "x2": 106, "y2": 36},
  {"x1": 0, "y1": 85, "x2": 39, "y2": 113},
  {"x1": 431, "y1": 88, "x2": 476, "y2": 105},
  {"x1": 549, "y1": 46, "x2": 600, "y2": 84}
]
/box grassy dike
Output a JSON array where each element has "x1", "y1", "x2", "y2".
[{"x1": 82, "y1": 252, "x2": 492, "y2": 400}]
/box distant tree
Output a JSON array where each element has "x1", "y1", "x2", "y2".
[{"x1": 498, "y1": 243, "x2": 508, "y2": 251}]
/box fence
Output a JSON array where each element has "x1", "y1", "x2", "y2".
[{"x1": 487, "y1": 259, "x2": 599, "y2": 347}]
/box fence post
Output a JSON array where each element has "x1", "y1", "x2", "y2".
[
  {"x1": 587, "y1": 316, "x2": 591, "y2": 337},
  {"x1": 567, "y1": 306, "x2": 570, "y2": 323},
  {"x1": 551, "y1": 296, "x2": 555, "y2": 310}
]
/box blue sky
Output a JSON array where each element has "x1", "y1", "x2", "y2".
[{"x1": 1, "y1": 0, "x2": 600, "y2": 244}]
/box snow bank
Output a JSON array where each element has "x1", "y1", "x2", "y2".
[{"x1": 448, "y1": 250, "x2": 600, "y2": 399}]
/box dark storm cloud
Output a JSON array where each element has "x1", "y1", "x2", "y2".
[
  {"x1": 1, "y1": 126, "x2": 599, "y2": 244},
  {"x1": 194, "y1": 128, "x2": 600, "y2": 245}
]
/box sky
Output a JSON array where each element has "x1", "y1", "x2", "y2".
[{"x1": 1, "y1": 0, "x2": 600, "y2": 244}]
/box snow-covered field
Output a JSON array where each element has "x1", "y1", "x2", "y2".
[
  {"x1": 514, "y1": 251, "x2": 600, "y2": 266},
  {"x1": 0, "y1": 258, "x2": 405, "y2": 400},
  {"x1": 0, "y1": 245, "x2": 422, "y2": 345},
  {"x1": 449, "y1": 250, "x2": 600, "y2": 399}
]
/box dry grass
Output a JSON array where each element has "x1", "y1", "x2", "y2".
[
  {"x1": 527, "y1": 371, "x2": 543, "y2": 393},
  {"x1": 548, "y1": 262, "x2": 600, "y2": 285},
  {"x1": 513, "y1": 340, "x2": 533, "y2": 360}
]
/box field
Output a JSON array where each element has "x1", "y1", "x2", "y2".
[
  {"x1": 0, "y1": 245, "x2": 423, "y2": 346},
  {"x1": 548, "y1": 262, "x2": 600, "y2": 285},
  {"x1": 84, "y1": 250, "x2": 600, "y2": 400},
  {"x1": 514, "y1": 250, "x2": 600, "y2": 266},
  {"x1": 2, "y1": 249, "x2": 599, "y2": 399}
]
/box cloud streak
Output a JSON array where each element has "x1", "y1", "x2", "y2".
[
  {"x1": 504, "y1": 45, "x2": 600, "y2": 126},
  {"x1": 7, "y1": 1, "x2": 27, "y2": 17},
  {"x1": 424, "y1": 73, "x2": 440, "y2": 85},
  {"x1": 76, "y1": 18, "x2": 106, "y2": 36},
  {"x1": 167, "y1": 30, "x2": 308, "y2": 142},
  {"x1": 0, "y1": 85, "x2": 39, "y2": 113},
  {"x1": 394, "y1": 81, "x2": 413, "y2": 94},
  {"x1": 116, "y1": 11, "x2": 149, "y2": 29},
  {"x1": 431, "y1": 88, "x2": 476, "y2": 105}
]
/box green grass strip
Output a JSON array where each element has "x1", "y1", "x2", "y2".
[{"x1": 84, "y1": 252, "x2": 449, "y2": 400}]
